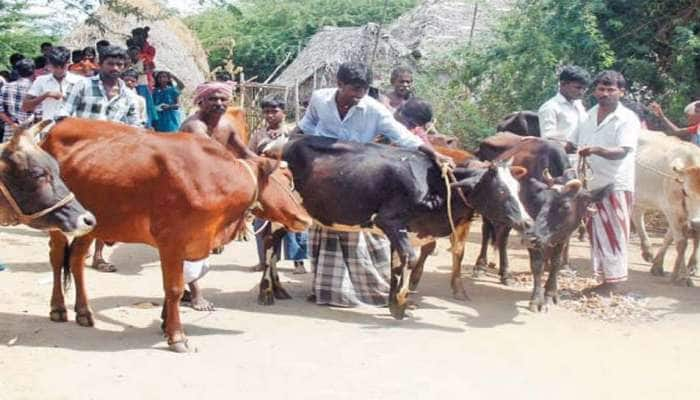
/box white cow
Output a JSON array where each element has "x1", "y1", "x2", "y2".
[{"x1": 632, "y1": 130, "x2": 700, "y2": 286}]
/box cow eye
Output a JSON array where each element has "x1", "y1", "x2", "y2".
[{"x1": 30, "y1": 168, "x2": 47, "y2": 179}]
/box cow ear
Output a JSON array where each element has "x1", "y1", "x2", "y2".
[
  {"x1": 510, "y1": 166, "x2": 527, "y2": 180},
  {"x1": 451, "y1": 170, "x2": 485, "y2": 192}
]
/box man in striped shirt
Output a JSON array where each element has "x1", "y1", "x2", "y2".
[{"x1": 0, "y1": 59, "x2": 36, "y2": 141}]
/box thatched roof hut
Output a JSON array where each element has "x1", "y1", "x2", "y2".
[
  {"x1": 273, "y1": 23, "x2": 416, "y2": 100},
  {"x1": 273, "y1": 0, "x2": 513, "y2": 97},
  {"x1": 388, "y1": 0, "x2": 514, "y2": 58},
  {"x1": 61, "y1": 0, "x2": 209, "y2": 99}
]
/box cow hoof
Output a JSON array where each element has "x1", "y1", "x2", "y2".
[
  {"x1": 169, "y1": 339, "x2": 193, "y2": 353},
  {"x1": 642, "y1": 250, "x2": 654, "y2": 263},
  {"x1": 273, "y1": 285, "x2": 292, "y2": 300},
  {"x1": 501, "y1": 275, "x2": 515, "y2": 286},
  {"x1": 650, "y1": 266, "x2": 665, "y2": 277},
  {"x1": 76, "y1": 312, "x2": 94, "y2": 327},
  {"x1": 452, "y1": 288, "x2": 471, "y2": 302},
  {"x1": 672, "y1": 277, "x2": 694, "y2": 287},
  {"x1": 389, "y1": 302, "x2": 407, "y2": 320},
  {"x1": 529, "y1": 294, "x2": 546, "y2": 312},
  {"x1": 545, "y1": 294, "x2": 559, "y2": 306},
  {"x1": 49, "y1": 309, "x2": 67, "y2": 322},
  {"x1": 257, "y1": 289, "x2": 275, "y2": 306}
]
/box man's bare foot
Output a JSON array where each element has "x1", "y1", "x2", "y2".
[
  {"x1": 191, "y1": 296, "x2": 215, "y2": 311},
  {"x1": 293, "y1": 261, "x2": 307, "y2": 274},
  {"x1": 583, "y1": 282, "x2": 622, "y2": 297},
  {"x1": 92, "y1": 259, "x2": 117, "y2": 272}
]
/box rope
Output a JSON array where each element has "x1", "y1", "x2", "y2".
[
  {"x1": 577, "y1": 155, "x2": 592, "y2": 189},
  {"x1": 441, "y1": 163, "x2": 457, "y2": 235}
]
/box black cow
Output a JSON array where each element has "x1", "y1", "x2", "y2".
[
  {"x1": 0, "y1": 119, "x2": 95, "y2": 235},
  {"x1": 496, "y1": 111, "x2": 540, "y2": 136},
  {"x1": 260, "y1": 134, "x2": 534, "y2": 319},
  {"x1": 475, "y1": 136, "x2": 611, "y2": 311}
]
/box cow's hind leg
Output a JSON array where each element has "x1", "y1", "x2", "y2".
[
  {"x1": 158, "y1": 247, "x2": 190, "y2": 353},
  {"x1": 258, "y1": 228, "x2": 289, "y2": 305},
  {"x1": 496, "y1": 226, "x2": 513, "y2": 286},
  {"x1": 69, "y1": 235, "x2": 96, "y2": 327},
  {"x1": 49, "y1": 231, "x2": 70, "y2": 322},
  {"x1": 376, "y1": 220, "x2": 414, "y2": 320},
  {"x1": 409, "y1": 240, "x2": 435, "y2": 291},
  {"x1": 632, "y1": 208, "x2": 654, "y2": 262},
  {"x1": 449, "y1": 221, "x2": 471, "y2": 300}
]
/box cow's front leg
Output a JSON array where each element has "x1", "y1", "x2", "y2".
[
  {"x1": 473, "y1": 219, "x2": 492, "y2": 277},
  {"x1": 528, "y1": 249, "x2": 546, "y2": 312},
  {"x1": 544, "y1": 243, "x2": 564, "y2": 306},
  {"x1": 651, "y1": 231, "x2": 673, "y2": 276},
  {"x1": 49, "y1": 231, "x2": 70, "y2": 322},
  {"x1": 378, "y1": 222, "x2": 414, "y2": 320},
  {"x1": 158, "y1": 248, "x2": 190, "y2": 353},
  {"x1": 258, "y1": 228, "x2": 289, "y2": 305},
  {"x1": 671, "y1": 237, "x2": 693, "y2": 287},
  {"x1": 496, "y1": 226, "x2": 513, "y2": 285},
  {"x1": 69, "y1": 235, "x2": 96, "y2": 327},
  {"x1": 687, "y1": 235, "x2": 699, "y2": 276}
]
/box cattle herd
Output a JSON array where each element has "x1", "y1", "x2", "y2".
[{"x1": 0, "y1": 114, "x2": 696, "y2": 353}]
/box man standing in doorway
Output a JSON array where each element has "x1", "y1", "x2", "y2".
[{"x1": 572, "y1": 70, "x2": 640, "y2": 296}]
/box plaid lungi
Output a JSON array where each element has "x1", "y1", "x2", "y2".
[
  {"x1": 586, "y1": 190, "x2": 634, "y2": 283},
  {"x1": 310, "y1": 225, "x2": 391, "y2": 307}
]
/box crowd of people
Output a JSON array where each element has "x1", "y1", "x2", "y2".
[{"x1": 2, "y1": 25, "x2": 699, "y2": 311}]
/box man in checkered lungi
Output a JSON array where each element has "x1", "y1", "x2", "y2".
[
  {"x1": 572, "y1": 70, "x2": 640, "y2": 296},
  {"x1": 295, "y1": 62, "x2": 450, "y2": 306}
]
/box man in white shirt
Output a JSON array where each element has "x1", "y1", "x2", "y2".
[
  {"x1": 22, "y1": 46, "x2": 83, "y2": 125},
  {"x1": 538, "y1": 65, "x2": 589, "y2": 152},
  {"x1": 571, "y1": 70, "x2": 640, "y2": 296},
  {"x1": 297, "y1": 61, "x2": 450, "y2": 307}
]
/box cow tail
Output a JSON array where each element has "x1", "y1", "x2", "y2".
[{"x1": 62, "y1": 242, "x2": 72, "y2": 292}]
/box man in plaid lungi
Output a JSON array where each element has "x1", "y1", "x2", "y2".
[
  {"x1": 572, "y1": 70, "x2": 640, "y2": 296},
  {"x1": 296, "y1": 62, "x2": 450, "y2": 307}
]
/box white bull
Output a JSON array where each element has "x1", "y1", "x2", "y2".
[{"x1": 632, "y1": 130, "x2": 700, "y2": 286}]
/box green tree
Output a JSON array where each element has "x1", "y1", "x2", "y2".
[
  {"x1": 418, "y1": 0, "x2": 699, "y2": 146},
  {"x1": 0, "y1": 0, "x2": 55, "y2": 69},
  {"x1": 187, "y1": 0, "x2": 417, "y2": 81}
]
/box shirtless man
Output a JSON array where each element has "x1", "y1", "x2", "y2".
[
  {"x1": 380, "y1": 66, "x2": 413, "y2": 112},
  {"x1": 177, "y1": 82, "x2": 255, "y2": 311},
  {"x1": 180, "y1": 81, "x2": 256, "y2": 158}
]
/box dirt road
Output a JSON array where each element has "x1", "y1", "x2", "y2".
[{"x1": 1, "y1": 223, "x2": 699, "y2": 400}]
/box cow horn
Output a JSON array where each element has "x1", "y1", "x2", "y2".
[
  {"x1": 542, "y1": 168, "x2": 554, "y2": 186},
  {"x1": 564, "y1": 179, "x2": 582, "y2": 193}
]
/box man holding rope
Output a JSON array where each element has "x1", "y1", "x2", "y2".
[{"x1": 571, "y1": 70, "x2": 640, "y2": 296}]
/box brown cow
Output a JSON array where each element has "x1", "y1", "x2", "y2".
[{"x1": 42, "y1": 117, "x2": 312, "y2": 352}]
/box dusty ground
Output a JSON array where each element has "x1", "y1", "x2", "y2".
[{"x1": 1, "y1": 221, "x2": 699, "y2": 400}]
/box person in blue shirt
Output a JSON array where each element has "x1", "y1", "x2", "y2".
[{"x1": 152, "y1": 70, "x2": 184, "y2": 132}]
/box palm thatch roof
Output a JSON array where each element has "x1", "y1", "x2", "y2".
[
  {"x1": 273, "y1": 23, "x2": 415, "y2": 98},
  {"x1": 273, "y1": 0, "x2": 514, "y2": 95},
  {"x1": 60, "y1": 0, "x2": 209, "y2": 98}
]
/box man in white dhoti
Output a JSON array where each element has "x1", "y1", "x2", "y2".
[{"x1": 571, "y1": 70, "x2": 640, "y2": 295}]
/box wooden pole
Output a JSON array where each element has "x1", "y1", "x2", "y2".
[
  {"x1": 294, "y1": 79, "x2": 300, "y2": 124},
  {"x1": 468, "y1": 3, "x2": 478, "y2": 48},
  {"x1": 239, "y1": 72, "x2": 246, "y2": 108}
]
